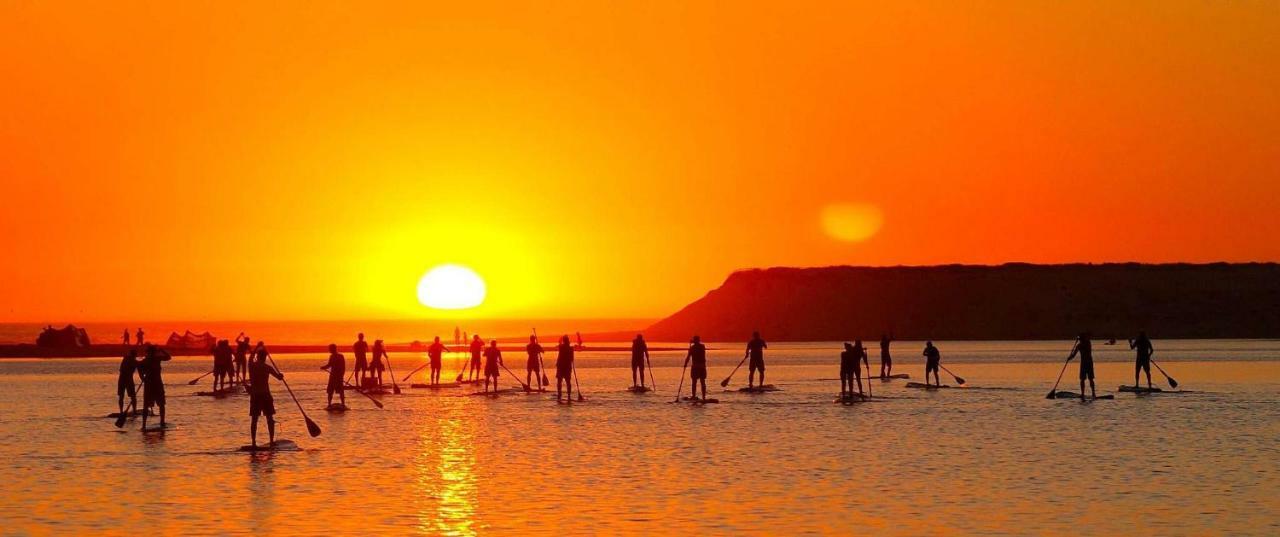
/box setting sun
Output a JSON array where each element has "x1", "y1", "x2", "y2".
[{"x1": 416, "y1": 265, "x2": 486, "y2": 310}]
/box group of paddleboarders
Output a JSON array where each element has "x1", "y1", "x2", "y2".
[
  {"x1": 115, "y1": 344, "x2": 172, "y2": 428},
  {"x1": 350, "y1": 334, "x2": 391, "y2": 388}
]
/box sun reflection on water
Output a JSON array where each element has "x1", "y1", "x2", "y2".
[{"x1": 416, "y1": 403, "x2": 478, "y2": 536}]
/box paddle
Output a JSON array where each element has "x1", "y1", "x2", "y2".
[
  {"x1": 571, "y1": 357, "x2": 586, "y2": 402},
  {"x1": 383, "y1": 352, "x2": 402, "y2": 395},
  {"x1": 187, "y1": 369, "x2": 214, "y2": 385},
  {"x1": 1045, "y1": 342, "x2": 1078, "y2": 399},
  {"x1": 720, "y1": 351, "x2": 750, "y2": 388},
  {"x1": 673, "y1": 355, "x2": 690, "y2": 403},
  {"x1": 940, "y1": 365, "x2": 966, "y2": 386},
  {"x1": 343, "y1": 381, "x2": 386, "y2": 409},
  {"x1": 533, "y1": 328, "x2": 550, "y2": 386},
  {"x1": 265, "y1": 353, "x2": 322, "y2": 438},
  {"x1": 500, "y1": 363, "x2": 531, "y2": 392},
  {"x1": 645, "y1": 347, "x2": 657, "y2": 391},
  {"x1": 1150, "y1": 357, "x2": 1179, "y2": 389},
  {"x1": 114, "y1": 387, "x2": 137, "y2": 428},
  {"x1": 401, "y1": 361, "x2": 429, "y2": 383},
  {"x1": 864, "y1": 351, "x2": 872, "y2": 399},
  {"x1": 454, "y1": 358, "x2": 470, "y2": 383}
]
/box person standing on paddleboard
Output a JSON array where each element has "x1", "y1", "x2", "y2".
[
  {"x1": 135, "y1": 328, "x2": 145, "y2": 346},
  {"x1": 922, "y1": 341, "x2": 942, "y2": 387},
  {"x1": 525, "y1": 335, "x2": 545, "y2": 391},
  {"x1": 370, "y1": 339, "x2": 389, "y2": 387},
  {"x1": 852, "y1": 340, "x2": 869, "y2": 396},
  {"x1": 483, "y1": 340, "x2": 503, "y2": 393},
  {"x1": 248, "y1": 346, "x2": 285, "y2": 448},
  {"x1": 214, "y1": 340, "x2": 234, "y2": 391},
  {"x1": 1129, "y1": 331, "x2": 1155, "y2": 390},
  {"x1": 352, "y1": 333, "x2": 370, "y2": 387},
  {"x1": 139, "y1": 344, "x2": 171, "y2": 429},
  {"x1": 320, "y1": 343, "x2": 346, "y2": 408},
  {"x1": 839, "y1": 343, "x2": 857, "y2": 400},
  {"x1": 879, "y1": 334, "x2": 893, "y2": 378},
  {"x1": 117, "y1": 349, "x2": 140, "y2": 416},
  {"x1": 427, "y1": 336, "x2": 450, "y2": 386},
  {"x1": 234, "y1": 334, "x2": 250, "y2": 385},
  {"x1": 468, "y1": 335, "x2": 484, "y2": 382},
  {"x1": 745, "y1": 331, "x2": 768, "y2": 389},
  {"x1": 1067, "y1": 333, "x2": 1097, "y2": 401},
  {"x1": 122, "y1": 329, "x2": 130, "y2": 346},
  {"x1": 686, "y1": 335, "x2": 709, "y2": 401},
  {"x1": 555, "y1": 335, "x2": 575, "y2": 402},
  {"x1": 631, "y1": 334, "x2": 649, "y2": 389}
]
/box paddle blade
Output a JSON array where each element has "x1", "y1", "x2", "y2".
[
  {"x1": 1167, "y1": 377, "x2": 1179, "y2": 389},
  {"x1": 114, "y1": 414, "x2": 128, "y2": 428},
  {"x1": 393, "y1": 386, "x2": 402, "y2": 395},
  {"x1": 188, "y1": 379, "x2": 199, "y2": 385},
  {"x1": 577, "y1": 394, "x2": 585, "y2": 402},
  {"x1": 455, "y1": 373, "x2": 464, "y2": 382},
  {"x1": 305, "y1": 417, "x2": 322, "y2": 437},
  {"x1": 373, "y1": 399, "x2": 385, "y2": 409},
  {"x1": 954, "y1": 376, "x2": 967, "y2": 385},
  {"x1": 719, "y1": 378, "x2": 731, "y2": 388},
  {"x1": 1045, "y1": 390, "x2": 1057, "y2": 400}
]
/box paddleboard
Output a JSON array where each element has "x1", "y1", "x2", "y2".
[
  {"x1": 1119, "y1": 386, "x2": 1163, "y2": 393},
  {"x1": 878, "y1": 374, "x2": 910, "y2": 380},
  {"x1": 238, "y1": 439, "x2": 299, "y2": 452},
  {"x1": 905, "y1": 382, "x2": 951, "y2": 389},
  {"x1": 141, "y1": 423, "x2": 175, "y2": 432},
  {"x1": 1050, "y1": 392, "x2": 1115, "y2": 400},
  {"x1": 833, "y1": 395, "x2": 870, "y2": 404},
  {"x1": 107, "y1": 409, "x2": 153, "y2": 418},
  {"x1": 195, "y1": 388, "x2": 243, "y2": 397},
  {"x1": 626, "y1": 385, "x2": 653, "y2": 393},
  {"x1": 465, "y1": 388, "x2": 521, "y2": 397},
  {"x1": 737, "y1": 384, "x2": 780, "y2": 393},
  {"x1": 680, "y1": 396, "x2": 720, "y2": 404},
  {"x1": 324, "y1": 403, "x2": 349, "y2": 412},
  {"x1": 411, "y1": 383, "x2": 459, "y2": 389}
]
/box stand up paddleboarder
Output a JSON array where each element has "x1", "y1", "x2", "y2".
[
  {"x1": 352, "y1": 333, "x2": 370, "y2": 387},
  {"x1": 482, "y1": 340, "x2": 503, "y2": 393},
  {"x1": 370, "y1": 339, "x2": 388, "y2": 387},
  {"x1": 320, "y1": 343, "x2": 346, "y2": 408},
  {"x1": 248, "y1": 346, "x2": 285, "y2": 447},
  {"x1": 1129, "y1": 331, "x2": 1155, "y2": 390},
  {"x1": 139, "y1": 344, "x2": 171, "y2": 429},
  {"x1": 839, "y1": 343, "x2": 858, "y2": 400},
  {"x1": 555, "y1": 335, "x2": 575, "y2": 402},
  {"x1": 526, "y1": 335, "x2": 545, "y2": 391},
  {"x1": 746, "y1": 331, "x2": 767, "y2": 388},
  {"x1": 1067, "y1": 333, "x2": 1097, "y2": 401},
  {"x1": 685, "y1": 335, "x2": 709, "y2": 401},
  {"x1": 852, "y1": 340, "x2": 868, "y2": 396},
  {"x1": 468, "y1": 335, "x2": 484, "y2": 381},
  {"x1": 427, "y1": 336, "x2": 450, "y2": 386},
  {"x1": 631, "y1": 334, "x2": 649, "y2": 389},
  {"x1": 922, "y1": 341, "x2": 942, "y2": 387},
  {"x1": 117, "y1": 349, "x2": 140, "y2": 416},
  {"x1": 879, "y1": 334, "x2": 893, "y2": 378},
  {"x1": 234, "y1": 334, "x2": 250, "y2": 385}
]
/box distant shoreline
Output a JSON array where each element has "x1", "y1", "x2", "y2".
[{"x1": 0, "y1": 343, "x2": 693, "y2": 359}]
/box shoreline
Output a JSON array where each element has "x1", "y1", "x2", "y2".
[{"x1": 0, "y1": 343, "x2": 695, "y2": 359}]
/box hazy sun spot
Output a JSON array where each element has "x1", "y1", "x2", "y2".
[
  {"x1": 821, "y1": 203, "x2": 883, "y2": 242},
  {"x1": 417, "y1": 264, "x2": 487, "y2": 310}
]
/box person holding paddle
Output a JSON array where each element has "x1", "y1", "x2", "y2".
[
  {"x1": 630, "y1": 334, "x2": 650, "y2": 389},
  {"x1": 1129, "y1": 331, "x2": 1155, "y2": 390},
  {"x1": 555, "y1": 335, "x2": 575, "y2": 402},
  {"x1": 427, "y1": 336, "x2": 450, "y2": 386},
  {"x1": 234, "y1": 334, "x2": 250, "y2": 385},
  {"x1": 482, "y1": 340, "x2": 503, "y2": 393},
  {"x1": 852, "y1": 340, "x2": 870, "y2": 397},
  {"x1": 248, "y1": 345, "x2": 285, "y2": 448},
  {"x1": 685, "y1": 335, "x2": 709, "y2": 401},
  {"x1": 922, "y1": 341, "x2": 942, "y2": 387},
  {"x1": 139, "y1": 344, "x2": 171, "y2": 430},
  {"x1": 525, "y1": 335, "x2": 546, "y2": 391},
  {"x1": 352, "y1": 333, "x2": 370, "y2": 387},
  {"x1": 116, "y1": 349, "x2": 140, "y2": 417},
  {"x1": 213, "y1": 340, "x2": 234, "y2": 392},
  {"x1": 320, "y1": 343, "x2": 346, "y2": 409},
  {"x1": 468, "y1": 334, "x2": 484, "y2": 382},
  {"x1": 1067, "y1": 333, "x2": 1097, "y2": 401},
  {"x1": 370, "y1": 339, "x2": 389, "y2": 387},
  {"x1": 839, "y1": 343, "x2": 858, "y2": 401},
  {"x1": 745, "y1": 331, "x2": 768, "y2": 388}
]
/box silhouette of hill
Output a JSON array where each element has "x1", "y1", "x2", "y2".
[{"x1": 645, "y1": 263, "x2": 1280, "y2": 341}]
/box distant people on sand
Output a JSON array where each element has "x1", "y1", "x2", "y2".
[
  {"x1": 631, "y1": 334, "x2": 649, "y2": 388},
  {"x1": 879, "y1": 334, "x2": 893, "y2": 378},
  {"x1": 556, "y1": 335, "x2": 575, "y2": 402},
  {"x1": 135, "y1": 328, "x2": 145, "y2": 346},
  {"x1": 370, "y1": 339, "x2": 388, "y2": 386},
  {"x1": 526, "y1": 335, "x2": 545, "y2": 391},
  {"x1": 320, "y1": 344, "x2": 346, "y2": 408},
  {"x1": 139, "y1": 344, "x2": 171, "y2": 429},
  {"x1": 234, "y1": 334, "x2": 250, "y2": 384},
  {"x1": 685, "y1": 335, "x2": 709, "y2": 401},
  {"x1": 427, "y1": 336, "x2": 449, "y2": 385},
  {"x1": 352, "y1": 333, "x2": 369, "y2": 386},
  {"x1": 248, "y1": 345, "x2": 284, "y2": 447},
  {"x1": 483, "y1": 340, "x2": 503, "y2": 392},
  {"x1": 468, "y1": 335, "x2": 484, "y2": 381},
  {"x1": 746, "y1": 331, "x2": 768, "y2": 387},
  {"x1": 213, "y1": 340, "x2": 234, "y2": 391},
  {"x1": 1129, "y1": 331, "x2": 1155, "y2": 390},
  {"x1": 1068, "y1": 333, "x2": 1097, "y2": 401},
  {"x1": 922, "y1": 341, "x2": 942, "y2": 387},
  {"x1": 117, "y1": 349, "x2": 139, "y2": 416},
  {"x1": 122, "y1": 329, "x2": 130, "y2": 346}
]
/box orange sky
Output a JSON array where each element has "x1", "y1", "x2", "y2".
[{"x1": 2, "y1": 2, "x2": 1277, "y2": 323}]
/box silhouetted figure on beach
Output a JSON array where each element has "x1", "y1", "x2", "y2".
[
  {"x1": 122, "y1": 329, "x2": 130, "y2": 346},
  {"x1": 1068, "y1": 333, "x2": 1096, "y2": 401},
  {"x1": 320, "y1": 343, "x2": 346, "y2": 408},
  {"x1": 685, "y1": 335, "x2": 709, "y2": 401},
  {"x1": 234, "y1": 334, "x2": 250, "y2": 384},
  {"x1": 213, "y1": 340, "x2": 234, "y2": 391},
  {"x1": 555, "y1": 335, "x2": 575, "y2": 402},
  {"x1": 248, "y1": 346, "x2": 284, "y2": 447},
  {"x1": 922, "y1": 341, "x2": 942, "y2": 387},
  {"x1": 1129, "y1": 331, "x2": 1155, "y2": 390},
  {"x1": 839, "y1": 343, "x2": 858, "y2": 399},
  {"x1": 135, "y1": 328, "x2": 145, "y2": 346},
  {"x1": 483, "y1": 340, "x2": 503, "y2": 392},
  {"x1": 879, "y1": 334, "x2": 893, "y2": 378},
  {"x1": 352, "y1": 333, "x2": 369, "y2": 386},
  {"x1": 631, "y1": 334, "x2": 649, "y2": 388},
  {"x1": 454, "y1": 326, "x2": 461, "y2": 346},
  {"x1": 526, "y1": 335, "x2": 545, "y2": 391},
  {"x1": 139, "y1": 344, "x2": 171, "y2": 429},
  {"x1": 427, "y1": 336, "x2": 449, "y2": 386},
  {"x1": 468, "y1": 335, "x2": 484, "y2": 381},
  {"x1": 370, "y1": 339, "x2": 388, "y2": 387},
  {"x1": 117, "y1": 349, "x2": 140, "y2": 416},
  {"x1": 746, "y1": 331, "x2": 767, "y2": 388}
]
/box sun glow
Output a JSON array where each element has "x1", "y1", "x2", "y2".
[{"x1": 417, "y1": 265, "x2": 486, "y2": 310}]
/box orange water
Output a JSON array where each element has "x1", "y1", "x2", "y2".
[{"x1": 2, "y1": 341, "x2": 1278, "y2": 535}]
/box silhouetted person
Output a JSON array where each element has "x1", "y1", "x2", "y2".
[
  {"x1": 879, "y1": 334, "x2": 893, "y2": 378},
  {"x1": 745, "y1": 331, "x2": 768, "y2": 388},
  {"x1": 234, "y1": 334, "x2": 250, "y2": 384},
  {"x1": 852, "y1": 340, "x2": 869, "y2": 395},
  {"x1": 454, "y1": 326, "x2": 461, "y2": 346},
  {"x1": 1129, "y1": 331, "x2": 1155, "y2": 389},
  {"x1": 468, "y1": 335, "x2": 484, "y2": 381},
  {"x1": 139, "y1": 344, "x2": 171, "y2": 429},
  {"x1": 122, "y1": 329, "x2": 130, "y2": 346},
  {"x1": 213, "y1": 340, "x2": 234, "y2": 391},
  {"x1": 685, "y1": 335, "x2": 709, "y2": 401},
  {"x1": 248, "y1": 346, "x2": 284, "y2": 447},
  {"x1": 483, "y1": 340, "x2": 503, "y2": 392},
  {"x1": 427, "y1": 336, "x2": 449, "y2": 385},
  {"x1": 117, "y1": 349, "x2": 140, "y2": 416},
  {"x1": 135, "y1": 328, "x2": 145, "y2": 346},
  {"x1": 631, "y1": 334, "x2": 649, "y2": 388},
  {"x1": 555, "y1": 335, "x2": 574, "y2": 402},
  {"x1": 320, "y1": 343, "x2": 346, "y2": 407},
  {"x1": 370, "y1": 339, "x2": 388, "y2": 387},
  {"x1": 839, "y1": 343, "x2": 857, "y2": 400},
  {"x1": 922, "y1": 341, "x2": 942, "y2": 387},
  {"x1": 1068, "y1": 333, "x2": 1097, "y2": 401},
  {"x1": 576, "y1": 332, "x2": 583, "y2": 351},
  {"x1": 352, "y1": 333, "x2": 369, "y2": 386},
  {"x1": 525, "y1": 335, "x2": 545, "y2": 391}
]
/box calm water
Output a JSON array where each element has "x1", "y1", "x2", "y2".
[{"x1": 2, "y1": 340, "x2": 1278, "y2": 535}]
